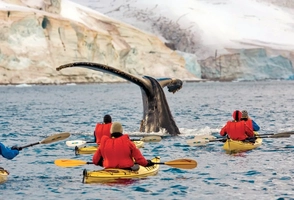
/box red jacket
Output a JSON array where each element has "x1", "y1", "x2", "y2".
[
  {"x1": 243, "y1": 120, "x2": 253, "y2": 130},
  {"x1": 92, "y1": 134, "x2": 148, "y2": 168},
  {"x1": 94, "y1": 123, "x2": 112, "y2": 145},
  {"x1": 220, "y1": 121, "x2": 254, "y2": 141}
]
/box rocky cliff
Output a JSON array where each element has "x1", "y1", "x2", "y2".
[{"x1": 0, "y1": 0, "x2": 197, "y2": 84}]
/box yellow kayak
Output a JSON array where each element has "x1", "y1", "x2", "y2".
[
  {"x1": 0, "y1": 168, "x2": 9, "y2": 184},
  {"x1": 82, "y1": 157, "x2": 160, "y2": 184},
  {"x1": 75, "y1": 141, "x2": 144, "y2": 155},
  {"x1": 223, "y1": 137, "x2": 263, "y2": 153}
]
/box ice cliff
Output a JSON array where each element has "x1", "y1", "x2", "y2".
[
  {"x1": 0, "y1": 0, "x2": 196, "y2": 84},
  {"x1": 73, "y1": 0, "x2": 294, "y2": 81},
  {"x1": 0, "y1": 0, "x2": 294, "y2": 84}
]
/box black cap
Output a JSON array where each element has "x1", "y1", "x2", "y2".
[{"x1": 103, "y1": 115, "x2": 112, "y2": 123}]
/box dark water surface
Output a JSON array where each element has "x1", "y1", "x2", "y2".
[{"x1": 1, "y1": 81, "x2": 294, "y2": 200}]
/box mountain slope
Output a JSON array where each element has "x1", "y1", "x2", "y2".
[
  {"x1": 0, "y1": 0, "x2": 197, "y2": 84},
  {"x1": 71, "y1": 0, "x2": 294, "y2": 81}
]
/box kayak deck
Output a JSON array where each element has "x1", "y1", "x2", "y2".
[
  {"x1": 75, "y1": 141, "x2": 144, "y2": 155},
  {"x1": 223, "y1": 137, "x2": 263, "y2": 153},
  {"x1": 0, "y1": 168, "x2": 9, "y2": 184},
  {"x1": 82, "y1": 157, "x2": 160, "y2": 184}
]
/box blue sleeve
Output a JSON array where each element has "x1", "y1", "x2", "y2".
[
  {"x1": 0, "y1": 143, "x2": 19, "y2": 160},
  {"x1": 252, "y1": 120, "x2": 260, "y2": 131}
]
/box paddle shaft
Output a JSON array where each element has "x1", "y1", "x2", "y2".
[
  {"x1": 20, "y1": 142, "x2": 41, "y2": 149},
  {"x1": 55, "y1": 158, "x2": 197, "y2": 169},
  {"x1": 18, "y1": 132, "x2": 70, "y2": 150},
  {"x1": 209, "y1": 134, "x2": 290, "y2": 142},
  {"x1": 83, "y1": 162, "x2": 165, "y2": 165},
  {"x1": 79, "y1": 162, "x2": 188, "y2": 165},
  {"x1": 73, "y1": 161, "x2": 193, "y2": 168},
  {"x1": 82, "y1": 138, "x2": 155, "y2": 143},
  {"x1": 85, "y1": 140, "x2": 142, "y2": 143}
]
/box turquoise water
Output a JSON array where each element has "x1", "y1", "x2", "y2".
[{"x1": 1, "y1": 81, "x2": 294, "y2": 200}]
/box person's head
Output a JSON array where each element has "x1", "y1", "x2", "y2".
[
  {"x1": 110, "y1": 122, "x2": 123, "y2": 134},
  {"x1": 241, "y1": 110, "x2": 249, "y2": 120},
  {"x1": 103, "y1": 115, "x2": 112, "y2": 124},
  {"x1": 232, "y1": 110, "x2": 242, "y2": 121}
]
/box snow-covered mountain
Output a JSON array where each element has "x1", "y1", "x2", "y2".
[
  {"x1": 72, "y1": 0, "x2": 294, "y2": 81},
  {"x1": 0, "y1": 0, "x2": 196, "y2": 84},
  {"x1": 0, "y1": 0, "x2": 294, "y2": 84}
]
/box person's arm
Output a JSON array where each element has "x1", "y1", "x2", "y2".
[
  {"x1": 130, "y1": 142, "x2": 148, "y2": 167},
  {"x1": 245, "y1": 124, "x2": 254, "y2": 137},
  {"x1": 92, "y1": 148, "x2": 103, "y2": 166},
  {"x1": 252, "y1": 120, "x2": 260, "y2": 131},
  {"x1": 220, "y1": 123, "x2": 228, "y2": 136},
  {"x1": 0, "y1": 143, "x2": 19, "y2": 160}
]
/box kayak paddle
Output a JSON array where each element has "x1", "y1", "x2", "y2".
[
  {"x1": 54, "y1": 159, "x2": 92, "y2": 167},
  {"x1": 131, "y1": 136, "x2": 162, "y2": 142},
  {"x1": 54, "y1": 158, "x2": 197, "y2": 169},
  {"x1": 186, "y1": 134, "x2": 216, "y2": 147},
  {"x1": 65, "y1": 135, "x2": 162, "y2": 147},
  {"x1": 157, "y1": 158, "x2": 197, "y2": 169},
  {"x1": 187, "y1": 133, "x2": 291, "y2": 147},
  {"x1": 261, "y1": 131, "x2": 294, "y2": 136},
  {"x1": 18, "y1": 132, "x2": 70, "y2": 150},
  {"x1": 257, "y1": 133, "x2": 291, "y2": 138}
]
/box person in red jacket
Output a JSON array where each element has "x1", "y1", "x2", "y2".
[
  {"x1": 220, "y1": 110, "x2": 255, "y2": 142},
  {"x1": 94, "y1": 114, "x2": 112, "y2": 145},
  {"x1": 92, "y1": 122, "x2": 154, "y2": 170}
]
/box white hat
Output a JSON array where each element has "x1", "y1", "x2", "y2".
[{"x1": 111, "y1": 122, "x2": 123, "y2": 133}]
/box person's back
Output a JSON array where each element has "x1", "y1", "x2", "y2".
[
  {"x1": 99, "y1": 134, "x2": 146, "y2": 168},
  {"x1": 220, "y1": 110, "x2": 255, "y2": 141},
  {"x1": 92, "y1": 122, "x2": 154, "y2": 169},
  {"x1": 240, "y1": 110, "x2": 260, "y2": 132},
  {"x1": 94, "y1": 114, "x2": 112, "y2": 145}
]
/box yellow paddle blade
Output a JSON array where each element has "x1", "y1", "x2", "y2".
[
  {"x1": 163, "y1": 158, "x2": 197, "y2": 169},
  {"x1": 54, "y1": 159, "x2": 88, "y2": 167},
  {"x1": 41, "y1": 132, "x2": 70, "y2": 144}
]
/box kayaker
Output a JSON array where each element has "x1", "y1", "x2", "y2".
[
  {"x1": 0, "y1": 142, "x2": 19, "y2": 160},
  {"x1": 220, "y1": 110, "x2": 255, "y2": 142},
  {"x1": 94, "y1": 114, "x2": 112, "y2": 145},
  {"x1": 92, "y1": 122, "x2": 154, "y2": 170},
  {"x1": 240, "y1": 110, "x2": 260, "y2": 131}
]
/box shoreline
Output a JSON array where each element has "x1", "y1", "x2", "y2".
[{"x1": 0, "y1": 78, "x2": 292, "y2": 86}]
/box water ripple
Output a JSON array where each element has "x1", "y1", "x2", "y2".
[{"x1": 1, "y1": 81, "x2": 294, "y2": 199}]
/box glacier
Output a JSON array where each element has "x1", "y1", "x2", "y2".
[
  {"x1": 0, "y1": 0, "x2": 294, "y2": 84},
  {"x1": 72, "y1": 0, "x2": 294, "y2": 81}
]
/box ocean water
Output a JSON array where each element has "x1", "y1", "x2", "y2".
[{"x1": 0, "y1": 81, "x2": 294, "y2": 200}]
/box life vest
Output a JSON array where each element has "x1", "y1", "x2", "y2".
[
  {"x1": 98, "y1": 135, "x2": 148, "y2": 169},
  {"x1": 220, "y1": 121, "x2": 254, "y2": 141},
  {"x1": 94, "y1": 123, "x2": 112, "y2": 145}
]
